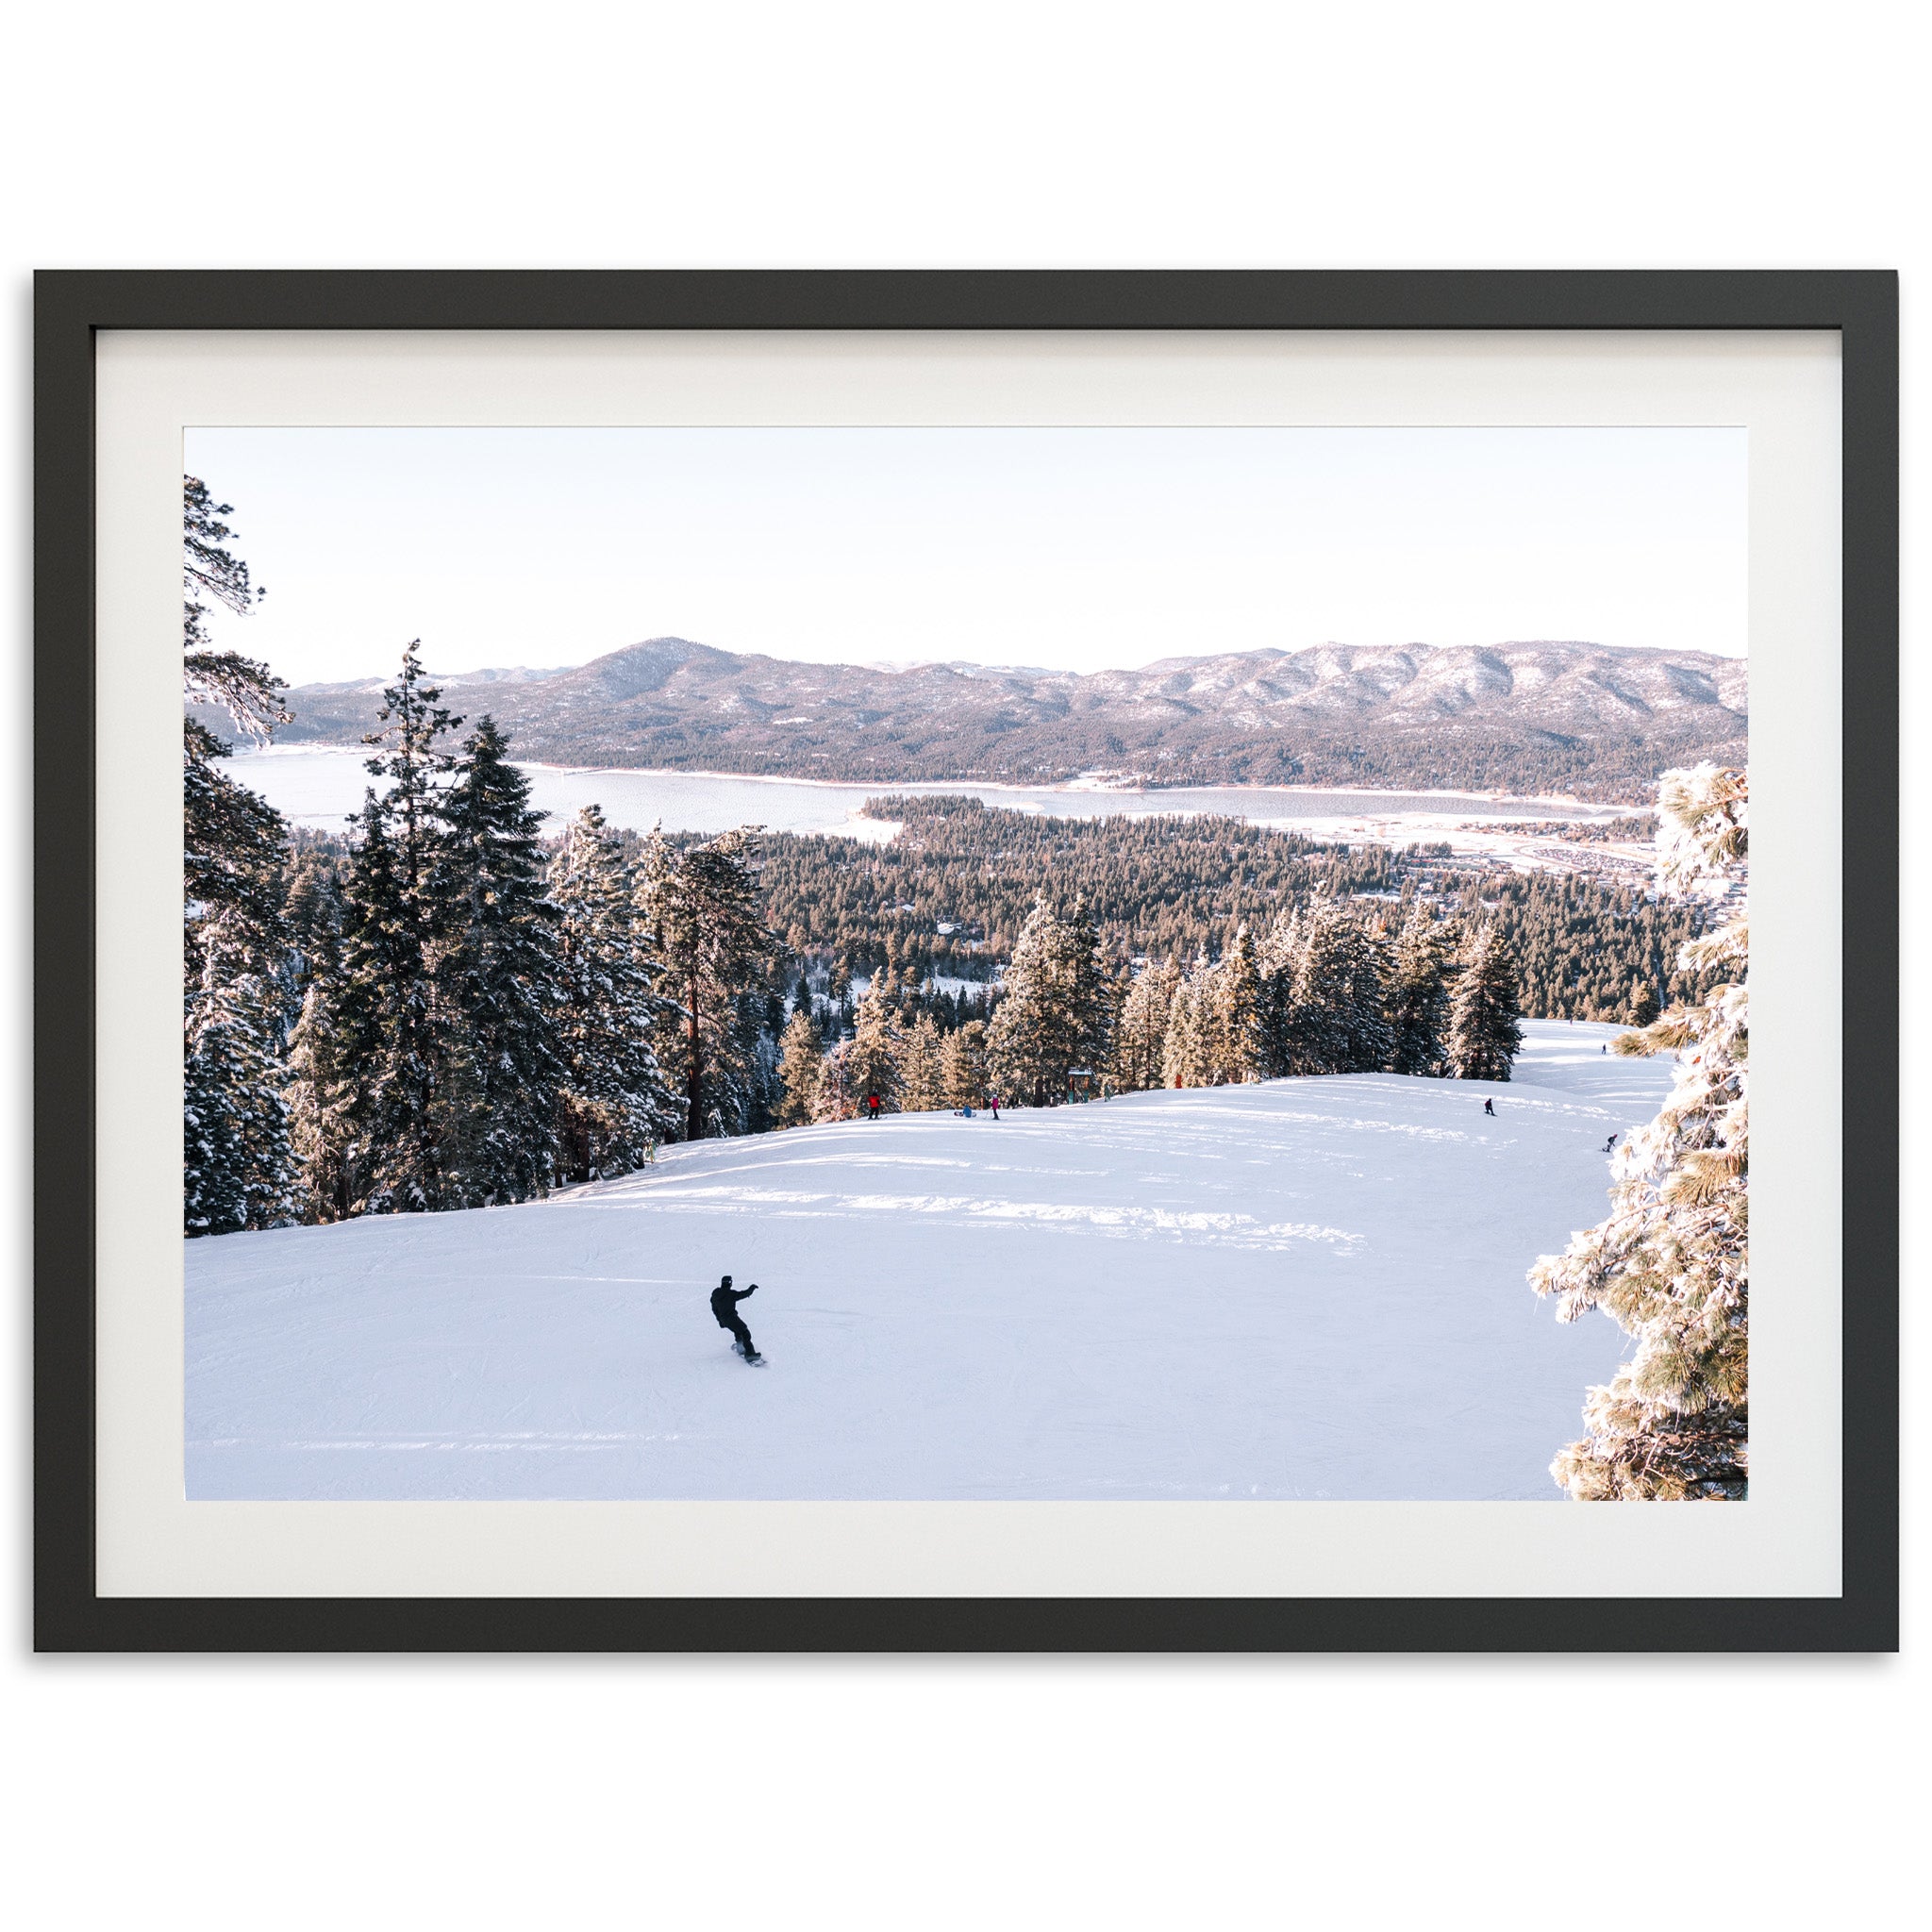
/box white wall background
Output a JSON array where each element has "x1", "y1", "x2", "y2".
[{"x1": 0, "y1": 4, "x2": 1919, "y2": 1926}]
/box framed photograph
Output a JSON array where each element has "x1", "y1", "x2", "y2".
[{"x1": 35, "y1": 271, "x2": 1897, "y2": 1651}]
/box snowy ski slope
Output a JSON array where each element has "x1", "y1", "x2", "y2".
[{"x1": 186, "y1": 1020, "x2": 1673, "y2": 1501}]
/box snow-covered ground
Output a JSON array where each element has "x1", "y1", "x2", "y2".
[{"x1": 186, "y1": 1021, "x2": 1673, "y2": 1501}]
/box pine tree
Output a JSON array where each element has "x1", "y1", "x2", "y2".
[
  {"x1": 899, "y1": 1011, "x2": 945, "y2": 1111},
  {"x1": 775, "y1": 1005, "x2": 824, "y2": 1126},
  {"x1": 1531, "y1": 765, "x2": 1749, "y2": 1500},
  {"x1": 184, "y1": 909, "x2": 299, "y2": 1235},
  {"x1": 280, "y1": 838, "x2": 355, "y2": 1220},
  {"x1": 1111, "y1": 958, "x2": 1179, "y2": 1091},
  {"x1": 281, "y1": 849, "x2": 344, "y2": 1020},
  {"x1": 179, "y1": 478, "x2": 299, "y2": 1234},
  {"x1": 1257, "y1": 907, "x2": 1304, "y2": 1075},
  {"x1": 282, "y1": 841, "x2": 356, "y2": 1224},
  {"x1": 639, "y1": 826, "x2": 781, "y2": 1141},
  {"x1": 1160, "y1": 955, "x2": 1212, "y2": 1090},
  {"x1": 1389, "y1": 901, "x2": 1451, "y2": 1076},
  {"x1": 326, "y1": 648, "x2": 464, "y2": 1213},
  {"x1": 726, "y1": 985, "x2": 785, "y2": 1137},
  {"x1": 986, "y1": 894, "x2": 1113, "y2": 1106},
  {"x1": 185, "y1": 747, "x2": 290, "y2": 969},
  {"x1": 940, "y1": 1018, "x2": 990, "y2": 1108},
  {"x1": 813, "y1": 1042, "x2": 857, "y2": 1123},
  {"x1": 182, "y1": 474, "x2": 286, "y2": 745},
  {"x1": 1206, "y1": 924, "x2": 1268, "y2": 1083},
  {"x1": 285, "y1": 973, "x2": 360, "y2": 1224},
  {"x1": 184, "y1": 773, "x2": 296, "y2": 1232},
  {"x1": 550, "y1": 805, "x2": 675, "y2": 1181},
  {"x1": 1445, "y1": 924, "x2": 1524, "y2": 1080},
  {"x1": 430, "y1": 719, "x2": 566, "y2": 1207},
  {"x1": 331, "y1": 798, "x2": 429, "y2": 1211},
  {"x1": 1280, "y1": 897, "x2": 1353, "y2": 1074},
  {"x1": 846, "y1": 982, "x2": 904, "y2": 1110}
]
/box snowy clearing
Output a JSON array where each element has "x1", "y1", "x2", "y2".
[{"x1": 186, "y1": 1020, "x2": 1672, "y2": 1501}]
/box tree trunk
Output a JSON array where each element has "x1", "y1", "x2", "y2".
[{"x1": 685, "y1": 982, "x2": 705, "y2": 1141}]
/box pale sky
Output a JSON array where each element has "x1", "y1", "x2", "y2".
[{"x1": 186, "y1": 425, "x2": 1748, "y2": 687}]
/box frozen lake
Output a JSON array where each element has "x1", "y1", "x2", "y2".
[{"x1": 217, "y1": 746, "x2": 1615, "y2": 842}]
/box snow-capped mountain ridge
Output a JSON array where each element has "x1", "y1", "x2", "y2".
[{"x1": 268, "y1": 636, "x2": 1747, "y2": 803}]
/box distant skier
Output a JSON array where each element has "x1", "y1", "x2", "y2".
[
  {"x1": 1604, "y1": 1132, "x2": 1618, "y2": 1153},
  {"x1": 1601, "y1": 1043, "x2": 1607, "y2": 1054},
  {"x1": 1483, "y1": 1097, "x2": 1495, "y2": 1116},
  {"x1": 866, "y1": 1091, "x2": 882, "y2": 1121},
  {"x1": 709, "y1": 1274, "x2": 761, "y2": 1364},
  {"x1": 990, "y1": 1094, "x2": 1001, "y2": 1120}
]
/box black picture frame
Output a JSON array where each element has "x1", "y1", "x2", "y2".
[{"x1": 34, "y1": 269, "x2": 1899, "y2": 1653}]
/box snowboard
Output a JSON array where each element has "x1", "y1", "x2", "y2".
[{"x1": 732, "y1": 1341, "x2": 767, "y2": 1367}]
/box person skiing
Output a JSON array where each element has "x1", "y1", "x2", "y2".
[
  {"x1": 866, "y1": 1091, "x2": 882, "y2": 1121},
  {"x1": 990, "y1": 1093, "x2": 1000, "y2": 1120},
  {"x1": 1603, "y1": 1131, "x2": 1618, "y2": 1153},
  {"x1": 1483, "y1": 1097, "x2": 1495, "y2": 1116},
  {"x1": 709, "y1": 1274, "x2": 761, "y2": 1363}
]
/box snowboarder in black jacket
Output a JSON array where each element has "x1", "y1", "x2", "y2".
[{"x1": 710, "y1": 1274, "x2": 760, "y2": 1361}]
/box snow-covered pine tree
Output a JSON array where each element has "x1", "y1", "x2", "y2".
[
  {"x1": 285, "y1": 972, "x2": 360, "y2": 1224},
  {"x1": 1530, "y1": 763, "x2": 1749, "y2": 1500},
  {"x1": 331, "y1": 796, "x2": 435, "y2": 1212},
  {"x1": 279, "y1": 846, "x2": 357, "y2": 1222},
  {"x1": 638, "y1": 825, "x2": 781, "y2": 1141},
  {"x1": 1111, "y1": 957, "x2": 1180, "y2": 1091},
  {"x1": 1160, "y1": 954, "x2": 1212, "y2": 1090},
  {"x1": 722, "y1": 985, "x2": 784, "y2": 1137},
  {"x1": 182, "y1": 474, "x2": 286, "y2": 748},
  {"x1": 429, "y1": 718, "x2": 566, "y2": 1207},
  {"x1": 751, "y1": 978, "x2": 791, "y2": 1131},
  {"x1": 775, "y1": 1004, "x2": 824, "y2": 1126},
  {"x1": 1074, "y1": 896, "x2": 1120, "y2": 1066},
  {"x1": 185, "y1": 742, "x2": 290, "y2": 974},
  {"x1": 184, "y1": 756, "x2": 292, "y2": 1222},
  {"x1": 1445, "y1": 924, "x2": 1524, "y2": 1080},
  {"x1": 986, "y1": 896, "x2": 1061, "y2": 1105},
  {"x1": 845, "y1": 982, "x2": 905, "y2": 1110},
  {"x1": 549, "y1": 805, "x2": 675, "y2": 1181},
  {"x1": 281, "y1": 848, "x2": 344, "y2": 1021},
  {"x1": 185, "y1": 908, "x2": 299, "y2": 1235},
  {"x1": 1274, "y1": 889, "x2": 1383, "y2": 1074},
  {"x1": 1206, "y1": 924, "x2": 1268, "y2": 1083},
  {"x1": 940, "y1": 1018, "x2": 990, "y2": 1108},
  {"x1": 1388, "y1": 900, "x2": 1451, "y2": 1076},
  {"x1": 899, "y1": 1011, "x2": 945, "y2": 1111},
  {"x1": 1257, "y1": 906, "x2": 1304, "y2": 1076},
  {"x1": 987, "y1": 894, "x2": 1113, "y2": 1105},
  {"x1": 812, "y1": 1041, "x2": 857, "y2": 1122},
  {"x1": 180, "y1": 477, "x2": 298, "y2": 1234},
  {"x1": 281, "y1": 841, "x2": 358, "y2": 1224},
  {"x1": 332, "y1": 647, "x2": 464, "y2": 1212},
  {"x1": 1055, "y1": 896, "x2": 1116, "y2": 1085}
]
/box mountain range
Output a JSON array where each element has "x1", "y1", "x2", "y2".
[{"x1": 258, "y1": 637, "x2": 1749, "y2": 804}]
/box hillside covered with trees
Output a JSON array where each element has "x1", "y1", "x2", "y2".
[{"x1": 738, "y1": 796, "x2": 1717, "y2": 1026}]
